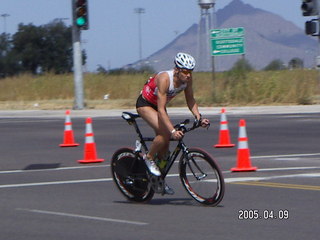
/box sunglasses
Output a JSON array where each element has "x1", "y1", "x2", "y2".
[{"x1": 179, "y1": 69, "x2": 193, "y2": 74}]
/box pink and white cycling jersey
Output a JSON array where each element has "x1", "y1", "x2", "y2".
[{"x1": 141, "y1": 70, "x2": 187, "y2": 106}]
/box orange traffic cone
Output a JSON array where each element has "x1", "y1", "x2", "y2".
[
  {"x1": 231, "y1": 119, "x2": 257, "y2": 172},
  {"x1": 78, "y1": 118, "x2": 104, "y2": 164},
  {"x1": 214, "y1": 108, "x2": 235, "y2": 148},
  {"x1": 59, "y1": 110, "x2": 80, "y2": 147}
]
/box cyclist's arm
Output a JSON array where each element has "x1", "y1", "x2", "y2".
[
  {"x1": 184, "y1": 79, "x2": 210, "y2": 127},
  {"x1": 156, "y1": 73, "x2": 173, "y2": 130},
  {"x1": 184, "y1": 78, "x2": 201, "y2": 120},
  {"x1": 156, "y1": 73, "x2": 183, "y2": 138}
]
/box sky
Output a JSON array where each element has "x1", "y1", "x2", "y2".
[{"x1": 1, "y1": 0, "x2": 307, "y2": 72}]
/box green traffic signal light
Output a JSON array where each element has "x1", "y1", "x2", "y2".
[
  {"x1": 76, "y1": 16, "x2": 86, "y2": 26},
  {"x1": 74, "y1": 0, "x2": 89, "y2": 30}
]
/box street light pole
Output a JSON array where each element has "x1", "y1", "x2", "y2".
[
  {"x1": 1, "y1": 13, "x2": 10, "y2": 33},
  {"x1": 134, "y1": 8, "x2": 145, "y2": 62}
]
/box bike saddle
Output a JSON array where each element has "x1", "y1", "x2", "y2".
[{"x1": 122, "y1": 112, "x2": 140, "y2": 122}]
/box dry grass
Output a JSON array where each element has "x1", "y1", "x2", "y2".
[{"x1": 0, "y1": 69, "x2": 318, "y2": 110}]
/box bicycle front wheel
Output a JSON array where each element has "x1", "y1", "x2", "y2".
[
  {"x1": 111, "y1": 147, "x2": 154, "y2": 203},
  {"x1": 179, "y1": 148, "x2": 225, "y2": 206}
]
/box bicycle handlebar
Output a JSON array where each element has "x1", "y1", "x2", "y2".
[
  {"x1": 121, "y1": 112, "x2": 209, "y2": 139},
  {"x1": 173, "y1": 118, "x2": 210, "y2": 134}
]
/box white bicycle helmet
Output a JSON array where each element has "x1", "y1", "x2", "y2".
[{"x1": 174, "y1": 52, "x2": 196, "y2": 70}]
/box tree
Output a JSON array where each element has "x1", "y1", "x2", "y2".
[
  {"x1": 11, "y1": 21, "x2": 80, "y2": 75},
  {"x1": 264, "y1": 59, "x2": 286, "y2": 71},
  {"x1": 96, "y1": 64, "x2": 108, "y2": 74},
  {"x1": 41, "y1": 21, "x2": 73, "y2": 74},
  {"x1": 0, "y1": 33, "x2": 20, "y2": 77},
  {"x1": 288, "y1": 58, "x2": 304, "y2": 69},
  {"x1": 12, "y1": 23, "x2": 46, "y2": 74},
  {"x1": 230, "y1": 58, "x2": 254, "y2": 72},
  {"x1": 227, "y1": 57, "x2": 254, "y2": 79}
]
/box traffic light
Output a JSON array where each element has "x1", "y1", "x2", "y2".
[
  {"x1": 74, "y1": 0, "x2": 89, "y2": 30},
  {"x1": 305, "y1": 20, "x2": 318, "y2": 35},
  {"x1": 301, "y1": 0, "x2": 319, "y2": 16}
]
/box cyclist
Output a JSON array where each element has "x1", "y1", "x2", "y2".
[{"x1": 136, "y1": 52, "x2": 210, "y2": 194}]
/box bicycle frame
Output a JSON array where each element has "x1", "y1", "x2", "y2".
[{"x1": 122, "y1": 112, "x2": 201, "y2": 178}]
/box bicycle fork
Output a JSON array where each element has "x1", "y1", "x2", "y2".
[{"x1": 183, "y1": 147, "x2": 207, "y2": 181}]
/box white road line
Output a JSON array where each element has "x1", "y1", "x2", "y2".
[
  {"x1": 0, "y1": 165, "x2": 111, "y2": 174},
  {"x1": 16, "y1": 208, "x2": 148, "y2": 226},
  {"x1": 255, "y1": 166, "x2": 320, "y2": 172},
  {"x1": 1, "y1": 169, "x2": 320, "y2": 189},
  {"x1": 220, "y1": 166, "x2": 320, "y2": 174},
  {"x1": 0, "y1": 178, "x2": 112, "y2": 188},
  {"x1": 0, "y1": 152, "x2": 319, "y2": 175},
  {"x1": 1, "y1": 165, "x2": 319, "y2": 175},
  {"x1": 251, "y1": 153, "x2": 320, "y2": 159},
  {"x1": 224, "y1": 172, "x2": 320, "y2": 183}
]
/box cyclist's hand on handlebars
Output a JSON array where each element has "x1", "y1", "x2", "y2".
[
  {"x1": 171, "y1": 130, "x2": 184, "y2": 140},
  {"x1": 200, "y1": 118, "x2": 210, "y2": 128}
]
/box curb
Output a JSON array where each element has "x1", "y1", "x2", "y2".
[{"x1": 0, "y1": 105, "x2": 319, "y2": 118}]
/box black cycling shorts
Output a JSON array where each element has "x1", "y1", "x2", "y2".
[{"x1": 136, "y1": 94, "x2": 158, "y2": 111}]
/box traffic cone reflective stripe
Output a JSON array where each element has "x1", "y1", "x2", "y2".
[
  {"x1": 78, "y1": 117, "x2": 104, "y2": 164},
  {"x1": 85, "y1": 120, "x2": 94, "y2": 143},
  {"x1": 238, "y1": 121, "x2": 248, "y2": 149},
  {"x1": 59, "y1": 110, "x2": 80, "y2": 147},
  {"x1": 85, "y1": 133, "x2": 94, "y2": 143},
  {"x1": 214, "y1": 108, "x2": 235, "y2": 148},
  {"x1": 231, "y1": 119, "x2": 257, "y2": 172}
]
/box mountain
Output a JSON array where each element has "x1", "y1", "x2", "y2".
[{"x1": 128, "y1": 0, "x2": 317, "y2": 72}]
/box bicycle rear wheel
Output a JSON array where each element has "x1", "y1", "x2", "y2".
[
  {"x1": 179, "y1": 148, "x2": 225, "y2": 206},
  {"x1": 111, "y1": 147, "x2": 154, "y2": 202}
]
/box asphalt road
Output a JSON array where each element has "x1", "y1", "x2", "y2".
[{"x1": 0, "y1": 109, "x2": 319, "y2": 239}]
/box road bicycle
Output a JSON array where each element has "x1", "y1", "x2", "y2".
[{"x1": 111, "y1": 112, "x2": 225, "y2": 206}]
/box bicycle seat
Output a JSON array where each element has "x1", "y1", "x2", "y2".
[{"x1": 122, "y1": 112, "x2": 140, "y2": 122}]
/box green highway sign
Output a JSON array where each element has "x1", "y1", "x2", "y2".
[
  {"x1": 211, "y1": 27, "x2": 244, "y2": 38},
  {"x1": 211, "y1": 37, "x2": 245, "y2": 56},
  {"x1": 210, "y1": 27, "x2": 245, "y2": 56}
]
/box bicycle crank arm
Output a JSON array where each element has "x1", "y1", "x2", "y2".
[{"x1": 149, "y1": 175, "x2": 165, "y2": 194}]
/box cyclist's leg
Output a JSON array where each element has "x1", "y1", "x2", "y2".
[
  {"x1": 137, "y1": 106, "x2": 173, "y2": 194},
  {"x1": 137, "y1": 106, "x2": 170, "y2": 160},
  {"x1": 137, "y1": 106, "x2": 158, "y2": 135},
  {"x1": 154, "y1": 121, "x2": 170, "y2": 162}
]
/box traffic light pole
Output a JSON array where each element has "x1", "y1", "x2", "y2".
[
  {"x1": 301, "y1": 0, "x2": 320, "y2": 103},
  {"x1": 317, "y1": 1, "x2": 320, "y2": 103},
  {"x1": 72, "y1": 25, "x2": 84, "y2": 110},
  {"x1": 72, "y1": 0, "x2": 85, "y2": 110}
]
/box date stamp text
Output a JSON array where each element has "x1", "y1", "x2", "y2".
[{"x1": 238, "y1": 209, "x2": 289, "y2": 220}]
